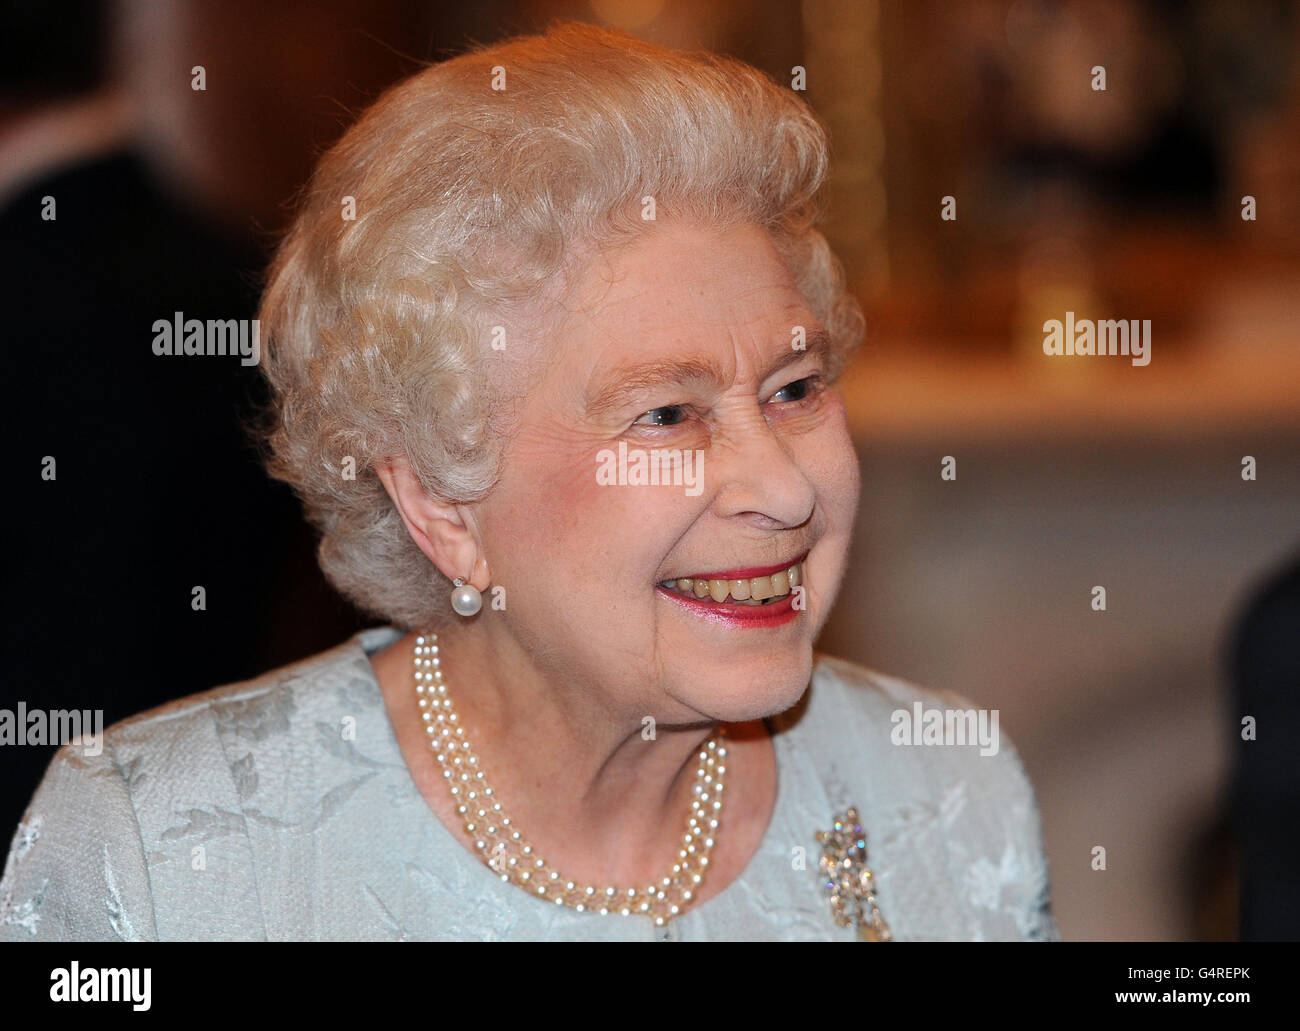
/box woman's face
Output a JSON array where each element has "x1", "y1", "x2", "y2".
[{"x1": 474, "y1": 217, "x2": 860, "y2": 724}]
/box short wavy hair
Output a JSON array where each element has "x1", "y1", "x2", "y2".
[{"x1": 257, "y1": 21, "x2": 865, "y2": 632}]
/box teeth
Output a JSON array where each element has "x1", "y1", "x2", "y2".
[{"x1": 659, "y1": 561, "x2": 804, "y2": 605}]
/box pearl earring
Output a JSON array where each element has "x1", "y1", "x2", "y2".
[{"x1": 450, "y1": 576, "x2": 482, "y2": 617}]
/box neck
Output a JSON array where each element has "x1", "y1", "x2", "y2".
[{"x1": 372, "y1": 622, "x2": 751, "y2": 892}]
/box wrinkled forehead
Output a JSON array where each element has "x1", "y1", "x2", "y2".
[{"x1": 483, "y1": 219, "x2": 812, "y2": 404}]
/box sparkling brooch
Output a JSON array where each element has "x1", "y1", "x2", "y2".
[{"x1": 816, "y1": 806, "x2": 892, "y2": 941}]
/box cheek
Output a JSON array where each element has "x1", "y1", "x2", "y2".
[
  {"x1": 481, "y1": 426, "x2": 689, "y2": 593},
  {"x1": 794, "y1": 399, "x2": 860, "y2": 625},
  {"x1": 799, "y1": 395, "x2": 861, "y2": 529}
]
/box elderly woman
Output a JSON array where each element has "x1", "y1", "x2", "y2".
[{"x1": 1, "y1": 23, "x2": 1057, "y2": 942}]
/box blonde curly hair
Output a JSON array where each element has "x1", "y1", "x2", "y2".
[{"x1": 256, "y1": 21, "x2": 864, "y2": 631}]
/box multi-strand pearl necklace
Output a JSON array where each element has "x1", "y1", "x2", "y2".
[{"x1": 413, "y1": 632, "x2": 728, "y2": 926}]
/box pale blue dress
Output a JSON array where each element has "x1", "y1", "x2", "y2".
[{"x1": 0, "y1": 626, "x2": 1059, "y2": 941}]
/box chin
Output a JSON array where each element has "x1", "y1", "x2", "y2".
[{"x1": 676, "y1": 650, "x2": 815, "y2": 724}]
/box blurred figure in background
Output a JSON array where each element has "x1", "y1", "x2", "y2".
[
  {"x1": 0, "y1": 0, "x2": 357, "y2": 839},
  {"x1": 1231, "y1": 551, "x2": 1300, "y2": 941}
]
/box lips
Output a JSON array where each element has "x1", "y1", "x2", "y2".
[
  {"x1": 657, "y1": 552, "x2": 807, "y2": 607},
  {"x1": 654, "y1": 551, "x2": 807, "y2": 626},
  {"x1": 655, "y1": 582, "x2": 801, "y2": 626},
  {"x1": 685, "y1": 555, "x2": 807, "y2": 581}
]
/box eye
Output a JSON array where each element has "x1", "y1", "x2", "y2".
[
  {"x1": 633, "y1": 404, "x2": 688, "y2": 427},
  {"x1": 768, "y1": 375, "x2": 822, "y2": 404}
]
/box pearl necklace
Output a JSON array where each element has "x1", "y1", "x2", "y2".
[{"x1": 413, "y1": 633, "x2": 728, "y2": 926}]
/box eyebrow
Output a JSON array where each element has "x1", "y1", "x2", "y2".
[{"x1": 585, "y1": 328, "x2": 831, "y2": 419}]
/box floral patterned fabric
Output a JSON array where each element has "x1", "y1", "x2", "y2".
[{"x1": 1, "y1": 626, "x2": 1059, "y2": 941}]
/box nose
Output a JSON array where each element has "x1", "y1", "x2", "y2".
[{"x1": 709, "y1": 407, "x2": 816, "y2": 531}]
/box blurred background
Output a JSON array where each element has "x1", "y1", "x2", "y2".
[{"x1": 2, "y1": 0, "x2": 1296, "y2": 941}]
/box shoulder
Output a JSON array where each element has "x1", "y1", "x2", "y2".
[
  {"x1": 0, "y1": 739, "x2": 152, "y2": 940},
  {"x1": 1, "y1": 627, "x2": 400, "y2": 941},
  {"x1": 783, "y1": 652, "x2": 1059, "y2": 941},
  {"x1": 110, "y1": 626, "x2": 394, "y2": 741},
  {"x1": 90, "y1": 625, "x2": 399, "y2": 785},
  {"x1": 92, "y1": 626, "x2": 401, "y2": 825},
  {"x1": 802, "y1": 651, "x2": 1033, "y2": 791}
]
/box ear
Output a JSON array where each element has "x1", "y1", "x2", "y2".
[{"x1": 374, "y1": 455, "x2": 489, "y2": 589}]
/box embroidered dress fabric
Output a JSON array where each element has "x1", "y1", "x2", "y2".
[{"x1": 1, "y1": 626, "x2": 1060, "y2": 941}]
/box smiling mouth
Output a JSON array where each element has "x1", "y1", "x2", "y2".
[{"x1": 656, "y1": 555, "x2": 805, "y2": 606}]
